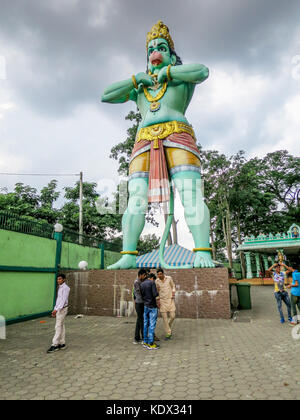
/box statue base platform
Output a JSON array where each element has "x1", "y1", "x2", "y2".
[{"x1": 65, "y1": 267, "x2": 231, "y2": 319}]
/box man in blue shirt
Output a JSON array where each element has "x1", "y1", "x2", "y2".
[{"x1": 285, "y1": 264, "x2": 300, "y2": 325}]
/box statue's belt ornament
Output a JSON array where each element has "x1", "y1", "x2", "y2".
[{"x1": 136, "y1": 121, "x2": 196, "y2": 149}]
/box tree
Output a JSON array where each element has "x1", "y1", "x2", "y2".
[
  {"x1": 199, "y1": 149, "x2": 234, "y2": 267},
  {"x1": 0, "y1": 180, "x2": 123, "y2": 241},
  {"x1": 137, "y1": 234, "x2": 160, "y2": 255},
  {"x1": 257, "y1": 150, "x2": 300, "y2": 228},
  {"x1": 199, "y1": 147, "x2": 300, "y2": 274},
  {"x1": 37, "y1": 180, "x2": 61, "y2": 224},
  {"x1": 110, "y1": 110, "x2": 142, "y2": 176},
  {"x1": 60, "y1": 181, "x2": 122, "y2": 239},
  {"x1": 0, "y1": 181, "x2": 59, "y2": 223}
]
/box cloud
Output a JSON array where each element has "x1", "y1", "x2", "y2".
[
  {"x1": 0, "y1": 0, "x2": 299, "y2": 116},
  {"x1": 253, "y1": 94, "x2": 300, "y2": 157},
  {"x1": 0, "y1": 0, "x2": 299, "y2": 247},
  {"x1": 0, "y1": 151, "x2": 29, "y2": 173}
]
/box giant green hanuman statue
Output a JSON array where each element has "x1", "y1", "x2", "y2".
[{"x1": 102, "y1": 21, "x2": 214, "y2": 269}]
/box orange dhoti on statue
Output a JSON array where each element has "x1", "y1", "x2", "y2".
[{"x1": 129, "y1": 121, "x2": 201, "y2": 204}]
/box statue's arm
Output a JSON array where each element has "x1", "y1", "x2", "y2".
[
  {"x1": 101, "y1": 72, "x2": 153, "y2": 104},
  {"x1": 101, "y1": 78, "x2": 137, "y2": 103},
  {"x1": 159, "y1": 63, "x2": 209, "y2": 85}
]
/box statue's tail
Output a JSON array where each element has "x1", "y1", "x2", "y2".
[{"x1": 159, "y1": 185, "x2": 192, "y2": 269}]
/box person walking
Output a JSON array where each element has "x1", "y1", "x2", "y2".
[
  {"x1": 156, "y1": 268, "x2": 176, "y2": 340},
  {"x1": 140, "y1": 273, "x2": 160, "y2": 350},
  {"x1": 267, "y1": 263, "x2": 292, "y2": 324},
  {"x1": 47, "y1": 274, "x2": 70, "y2": 353},
  {"x1": 133, "y1": 268, "x2": 147, "y2": 344}
]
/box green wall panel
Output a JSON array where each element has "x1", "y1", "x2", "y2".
[
  {"x1": 0, "y1": 229, "x2": 56, "y2": 267},
  {"x1": 0, "y1": 272, "x2": 55, "y2": 320},
  {"x1": 104, "y1": 250, "x2": 120, "y2": 269},
  {"x1": 60, "y1": 241, "x2": 101, "y2": 269}
]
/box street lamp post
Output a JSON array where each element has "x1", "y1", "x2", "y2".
[{"x1": 79, "y1": 171, "x2": 83, "y2": 243}]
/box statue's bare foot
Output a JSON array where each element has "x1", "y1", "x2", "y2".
[
  {"x1": 107, "y1": 254, "x2": 137, "y2": 270},
  {"x1": 193, "y1": 251, "x2": 215, "y2": 268}
]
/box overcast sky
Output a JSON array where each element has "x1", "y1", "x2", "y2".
[{"x1": 0, "y1": 0, "x2": 299, "y2": 247}]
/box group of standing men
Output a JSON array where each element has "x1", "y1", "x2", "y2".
[{"x1": 133, "y1": 268, "x2": 176, "y2": 350}]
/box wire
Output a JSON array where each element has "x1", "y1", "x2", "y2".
[{"x1": 0, "y1": 173, "x2": 80, "y2": 176}]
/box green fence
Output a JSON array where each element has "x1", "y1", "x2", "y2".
[{"x1": 0, "y1": 211, "x2": 53, "y2": 239}]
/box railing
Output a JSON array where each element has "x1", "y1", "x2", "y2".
[
  {"x1": 101, "y1": 239, "x2": 122, "y2": 253},
  {"x1": 0, "y1": 211, "x2": 53, "y2": 239},
  {"x1": 0, "y1": 210, "x2": 122, "y2": 252},
  {"x1": 62, "y1": 228, "x2": 101, "y2": 248}
]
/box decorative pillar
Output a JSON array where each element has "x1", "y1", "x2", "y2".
[
  {"x1": 255, "y1": 253, "x2": 260, "y2": 278},
  {"x1": 54, "y1": 232, "x2": 63, "y2": 273},
  {"x1": 99, "y1": 243, "x2": 105, "y2": 269},
  {"x1": 54, "y1": 223, "x2": 63, "y2": 308},
  {"x1": 245, "y1": 252, "x2": 253, "y2": 279},
  {"x1": 53, "y1": 231, "x2": 63, "y2": 308},
  {"x1": 270, "y1": 255, "x2": 275, "y2": 265},
  {"x1": 262, "y1": 255, "x2": 269, "y2": 271}
]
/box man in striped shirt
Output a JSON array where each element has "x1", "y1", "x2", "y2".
[
  {"x1": 268, "y1": 263, "x2": 292, "y2": 324},
  {"x1": 47, "y1": 274, "x2": 70, "y2": 353}
]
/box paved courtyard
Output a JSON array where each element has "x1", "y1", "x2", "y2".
[{"x1": 1, "y1": 286, "x2": 300, "y2": 400}]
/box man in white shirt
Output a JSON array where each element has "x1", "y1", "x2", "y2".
[{"x1": 47, "y1": 273, "x2": 70, "y2": 353}]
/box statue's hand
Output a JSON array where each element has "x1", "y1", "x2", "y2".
[
  {"x1": 157, "y1": 66, "x2": 168, "y2": 84},
  {"x1": 135, "y1": 72, "x2": 153, "y2": 87}
]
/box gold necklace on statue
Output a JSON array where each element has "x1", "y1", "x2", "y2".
[{"x1": 143, "y1": 72, "x2": 168, "y2": 112}]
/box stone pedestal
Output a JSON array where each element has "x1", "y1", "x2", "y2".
[{"x1": 64, "y1": 267, "x2": 231, "y2": 319}]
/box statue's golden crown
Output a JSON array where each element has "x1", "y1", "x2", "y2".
[{"x1": 146, "y1": 21, "x2": 174, "y2": 51}]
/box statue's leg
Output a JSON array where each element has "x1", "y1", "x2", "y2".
[
  {"x1": 107, "y1": 177, "x2": 148, "y2": 269},
  {"x1": 172, "y1": 171, "x2": 215, "y2": 268}
]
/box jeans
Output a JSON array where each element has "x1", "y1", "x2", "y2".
[
  {"x1": 274, "y1": 291, "x2": 291, "y2": 320},
  {"x1": 143, "y1": 306, "x2": 158, "y2": 345},
  {"x1": 134, "y1": 302, "x2": 144, "y2": 341},
  {"x1": 291, "y1": 294, "x2": 300, "y2": 318}
]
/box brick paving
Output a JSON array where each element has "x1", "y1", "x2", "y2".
[{"x1": 1, "y1": 286, "x2": 300, "y2": 400}]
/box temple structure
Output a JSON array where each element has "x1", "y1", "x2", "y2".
[{"x1": 237, "y1": 224, "x2": 300, "y2": 279}]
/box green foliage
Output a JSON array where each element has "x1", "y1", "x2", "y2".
[
  {"x1": 0, "y1": 181, "x2": 59, "y2": 224},
  {"x1": 110, "y1": 110, "x2": 142, "y2": 176},
  {"x1": 0, "y1": 180, "x2": 122, "y2": 241},
  {"x1": 137, "y1": 233, "x2": 160, "y2": 255},
  {"x1": 199, "y1": 148, "x2": 299, "y2": 266},
  {"x1": 60, "y1": 181, "x2": 122, "y2": 239}
]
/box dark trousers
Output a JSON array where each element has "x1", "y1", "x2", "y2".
[
  {"x1": 134, "y1": 302, "x2": 144, "y2": 341},
  {"x1": 291, "y1": 294, "x2": 300, "y2": 318}
]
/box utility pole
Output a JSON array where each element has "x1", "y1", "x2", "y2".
[
  {"x1": 79, "y1": 171, "x2": 83, "y2": 243},
  {"x1": 172, "y1": 218, "x2": 178, "y2": 245},
  {"x1": 164, "y1": 213, "x2": 173, "y2": 246}
]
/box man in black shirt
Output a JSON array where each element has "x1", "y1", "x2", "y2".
[{"x1": 140, "y1": 273, "x2": 160, "y2": 350}]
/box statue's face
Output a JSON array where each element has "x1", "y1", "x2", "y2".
[{"x1": 147, "y1": 38, "x2": 176, "y2": 73}]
